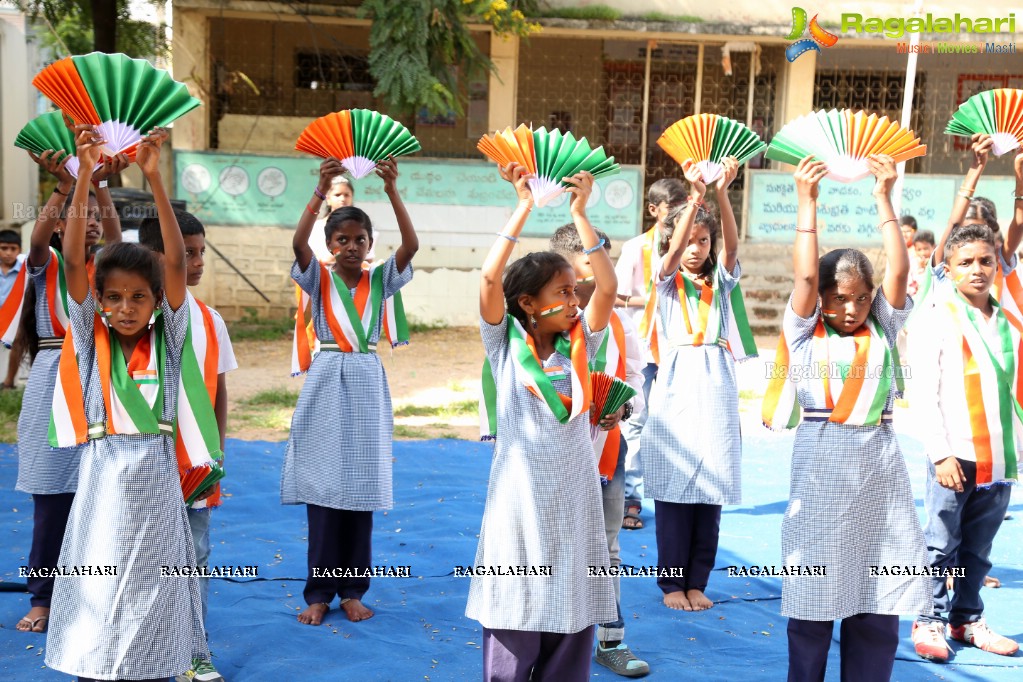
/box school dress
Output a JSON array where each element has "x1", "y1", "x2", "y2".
[
  {"x1": 642, "y1": 260, "x2": 742, "y2": 505},
  {"x1": 467, "y1": 314, "x2": 616, "y2": 635},
  {"x1": 45, "y1": 294, "x2": 208, "y2": 680},
  {"x1": 779, "y1": 291, "x2": 931, "y2": 622}
]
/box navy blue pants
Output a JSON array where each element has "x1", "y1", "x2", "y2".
[
  {"x1": 483, "y1": 626, "x2": 595, "y2": 682},
  {"x1": 654, "y1": 500, "x2": 721, "y2": 594},
  {"x1": 303, "y1": 504, "x2": 373, "y2": 605},
  {"x1": 787, "y1": 614, "x2": 899, "y2": 681},
  {"x1": 28, "y1": 492, "x2": 75, "y2": 607}
]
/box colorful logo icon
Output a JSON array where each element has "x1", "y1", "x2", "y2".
[{"x1": 786, "y1": 8, "x2": 839, "y2": 62}]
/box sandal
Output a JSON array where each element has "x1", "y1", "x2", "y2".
[
  {"x1": 622, "y1": 503, "x2": 644, "y2": 530},
  {"x1": 15, "y1": 615, "x2": 48, "y2": 633}
]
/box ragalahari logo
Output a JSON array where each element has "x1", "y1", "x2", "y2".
[{"x1": 786, "y1": 7, "x2": 840, "y2": 62}]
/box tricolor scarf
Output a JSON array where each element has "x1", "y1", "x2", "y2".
[
  {"x1": 638, "y1": 228, "x2": 660, "y2": 361},
  {"x1": 945, "y1": 293, "x2": 1021, "y2": 485},
  {"x1": 479, "y1": 315, "x2": 591, "y2": 440},
  {"x1": 590, "y1": 312, "x2": 627, "y2": 483},
  {"x1": 291, "y1": 261, "x2": 409, "y2": 375},
  {"x1": 0, "y1": 257, "x2": 28, "y2": 347},
  {"x1": 672, "y1": 270, "x2": 758, "y2": 361},
  {"x1": 176, "y1": 293, "x2": 225, "y2": 508},
  {"x1": 2, "y1": 248, "x2": 78, "y2": 346},
  {"x1": 762, "y1": 312, "x2": 892, "y2": 430},
  {"x1": 50, "y1": 308, "x2": 170, "y2": 447}
]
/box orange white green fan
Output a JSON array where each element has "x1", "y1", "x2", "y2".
[
  {"x1": 657, "y1": 114, "x2": 766, "y2": 184},
  {"x1": 765, "y1": 109, "x2": 927, "y2": 182},
  {"x1": 14, "y1": 111, "x2": 83, "y2": 177},
  {"x1": 295, "y1": 109, "x2": 421, "y2": 179},
  {"x1": 32, "y1": 52, "x2": 200, "y2": 158},
  {"x1": 945, "y1": 88, "x2": 1023, "y2": 157},
  {"x1": 477, "y1": 124, "x2": 620, "y2": 207}
]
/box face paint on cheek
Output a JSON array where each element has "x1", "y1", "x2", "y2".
[
  {"x1": 540, "y1": 302, "x2": 565, "y2": 318},
  {"x1": 821, "y1": 309, "x2": 839, "y2": 318}
]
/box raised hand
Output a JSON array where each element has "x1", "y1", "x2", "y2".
[
  {"x1": 715, "y1": 156, "x2": 739, "y2": 193},
  {"x1": 867, "y1": 154, "x2": 897, "y2": 197},
  {"x1": 73, "y1": 124, "x2": 105, "y2": 176},
  {"x1": 28, "y1": 149, "x2": 74, "y2": 185},
  {"x1": 793, "y1": 155, "x2": 828, "y2": 200},
  {"x1": 499, "y1": 162, "x2": 535, "y2": 209},
  {"x1": 136, "y1": 127, "x2": 169, "y2": 177},
  {"x1": 682, "y1": 160, "x2": 707, "y2": 199},
  {"x1": 375, "y1": 156, "x2": 399, "y2": 193},
  {"x1": 563, "y1": 171, "x2": 594, "y2": 216},
  {"x1": 94, "y1": 153, "x2": 131, "y2": 183},
  {"x1": 971, "y1": 133, "x2": 993, "y2": 168}
]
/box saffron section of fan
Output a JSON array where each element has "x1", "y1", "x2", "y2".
[{"x1": 295, "y1": 109, "x2": 421, "y2": 179}]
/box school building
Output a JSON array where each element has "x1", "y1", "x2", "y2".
[{"x1": 130, "y1": 1, "x2": 1023, "y2": 328}]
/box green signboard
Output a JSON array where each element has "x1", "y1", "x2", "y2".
[
  {"x1": 174, "y1": 151, "x2": 643, "y2": 239},
  {"x1": 747, "y1": 170, "x2": 1017, "y2": 245}
]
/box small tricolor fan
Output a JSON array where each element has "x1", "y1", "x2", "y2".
[
  {"x1": 765, "y1": 109, "x2": 927, "y2": 182},
  {"x1": 14, "y1": 111, "x2": 84, "y2": 177},
  {"x1": 295, "y1": 109, "x2": 421, "y2": 179},
  {"x1": 32, "y1": 52, "x2": 201, "y2": 157},
  {"x1": 657, "y1": 114, "x2": 766, "y2": 183},
  {"x1": 477, "y1": 125, "x2": 620, "y2": 207},
  {"x1": 945, "y1": 88, "x2": 1023, "y2": 156},
  {"x1": 590, "y1": 371, "x2": 638, "y2": 426}
]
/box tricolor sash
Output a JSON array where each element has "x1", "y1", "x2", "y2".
[
  {"x1": 176, "y1": 293, "x2": 225, "y2": 508},
  {"x1": 762, "y1": 312, "x2": 892, "y2": 430},
  {"x1": 590, "y1": 312, "x2": 626, "y2": 483},
  {"x1": 945, "y1": 294, "x2": 1021, "y2": 485},
  {"x1": 0, "y1": 258, "x2": 28, "y2": 348},
  {"x1": 673, "y1": 270, "x2": 758, "y2": 361},
  {"x1": 291, "y1": 261, "x2": 409, "y2": 375},
  {"x1": 479, "y1": 315, "x2": 592, "y2": 440}
]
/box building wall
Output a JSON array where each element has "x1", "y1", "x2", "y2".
[{"x1": 0, "y1": 9, "x2": 37, "y2": 230}]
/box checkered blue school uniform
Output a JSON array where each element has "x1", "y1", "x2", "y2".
[
  {"x1": 44, "y1": 293, "x2": 208, "y2": 679},
  {"x1": 281, "y1": 255, "x2": 413, "y2": 511},
  {"x1": 641, "y1": 261, "x2": 743, "y2": 505},
  {"x1": 466, "y1": 314, "x2": 617, "y2": 633},
  {"x1": 780, "y1": 290, "x2": 930, "y2": 620},
  {"x1": 15, "y1": 254, "x2": 82, "y2": 494}
]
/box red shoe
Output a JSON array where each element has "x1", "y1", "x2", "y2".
[
  {"x1": 949, "y1": 620, "x2": 1019, "y2": 656},
  {"x1": 912, "y1": 621, "x2": 951, "y2": 662}
]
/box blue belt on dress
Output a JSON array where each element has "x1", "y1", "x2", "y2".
[{"x1": 803, "y1": 409, "x2": 893, "y2": 423}]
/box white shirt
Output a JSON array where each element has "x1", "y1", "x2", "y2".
[
  {"x1": 616, "y1": 311, "x2": 646, "y2": 415},
  {"x1": 614, "y1": 228, "x2": 664, "y2": 364},
  {"x1": 208, "y1": 306, "x2": 238, "y2": 374}
]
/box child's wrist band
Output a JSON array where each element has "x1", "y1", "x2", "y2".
[
  {"x1": 306, "y1": 203, "x2": 318, "y2": 215},
  {"x1": 877, "y1": 219, "x2": 898, "y2": 231},
  {"x1": 959, "y1": 185, "x2": 975, "y2": 196},
  {"x1": 957, "y1": 191, "x2": 974, "y2": 200},
  {"x1": 53, "y1": 186, "x2": 68, "y2": 196},
  {"x1": 795, "y1": 227, "x2": 817, "y2": 234},
  {"x1": 583, "y1": 238, "x2": 606, "y2": 255},
  {"x1": 313, "y1": 187, "x2": 326, "y2": 201},
  {"x1": 496, "y1": 233, "x2": 519, "y2": 243}
]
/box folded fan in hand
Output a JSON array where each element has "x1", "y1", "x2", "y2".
[
  {"x1": 590, "y1": 371, "x2": 638, "y2": 426},
  {"x1": 14, "y1": 111, "x2": 82, "y2": 176},
  {"x1": 477, "y1": 125, "x2": 620, "y2": 207},
  {"x1": 657, "y1": 114, "x2": 766, "y2": 183},
  {"x1": 765, "y1": 109, "x2": 927, "y2": 182},
  {"x1": 181, "y1": 462, "x2": 225, "y2": 506},
  {"x1": 945, "y1": 88, "x2": 1023, "y2": 156},
  {"x1": 295, "y1": 109, "x2": 421, "y2": 179},
  {"x1": 32, "y1": 52, "x2": 201, "y2": 157}
]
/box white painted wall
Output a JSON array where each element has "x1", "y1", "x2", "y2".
[{"x1": 0, "y1": 7, "x2": 37, "y2": 230}]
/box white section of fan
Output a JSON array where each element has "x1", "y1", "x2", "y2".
[
  {"x1": 62, "y1": 157, "x2": 101, "y2": 180},
  {"x1": 97, "y1": 120, "x2": 142, "y2": 157},
  {"x1": 787, "y1": 113, "x2": 871, "y2": 183},
  {"x1": 695, "y1": 160, "x2": 723, "y2": 184},
  {"x1": 342, "y1": 155, "x2": 377, "y2": 180},
  {"x1": 991, "y1": 132, "x2": 1021, "y2": 157},
  {"x1": 528, "y1": 176, "x2": 566, "y2": 208}
]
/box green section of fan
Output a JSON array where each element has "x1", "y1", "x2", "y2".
[
  {"x1": 765, "y1": 110, "x2": 847, "y2": 166},
  {"x1": 350, "y1": 108, "x2": 422, "y2": 160},
  {"x1": 14, "y1": 111, "x2": 76, "y2": 158},
  {"x1": 71, "y1": 52, "x2": 200, "y2": 131},
  {"x1": 532, "y1": 128, "x2": 620, "y2": 186},
  {"x1": 593, "y1": 375, "x2": 638, "y2": 422},
  {"x1": 709, "y1": 118, "x2": 767, "y2": 164},
  {"x1": 945, "y1": 89, "x2": 997, "y2": 137}
]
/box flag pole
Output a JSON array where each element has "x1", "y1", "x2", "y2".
[{"x1": 892, "y1": 0, "x2": 925, "y2": 218}]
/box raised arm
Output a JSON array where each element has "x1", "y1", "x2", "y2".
[
  {"x1": 715, "y1": 157, "x2": 740, "y2": 273},
  {"x1": 791, "y1": 156, "x2": 829, "y2": 318},
  {"x1": 294, "y1": 159, "x2": 345, "y2": 271},
  {"x1": 1003, "y1": 152, "x2": 1023, "y2": 259},
  {"x1": 28, "y1": 150, "x2": 73, "y2": 267},
  {"x1": 871, "y1": 155, "x2": 908, "y2": 308},
  {"x1": 480, "y1": 163, "x2": 532, "y2": 325},
  {"x1": 935, "y1": 133, "x2": 991, "y2": 266},
  {"x1": 65, "y1": 126, "x2": 105, "y2": 303},
  {"x1": 137, "y1": 129, "x2": 185, "y2": 310},
  {"x1": 565, "y1": 172, "x2": 617, "y2": 333},
  {"x1": 376, "y1": 157, "x2": 419, "y2": 272},
  {"x1": 92, "y1": 153, "x2": 130, "y2": 246},
  {"x1": 659, "y1": 161, "x2": 706, "y2": 279}
]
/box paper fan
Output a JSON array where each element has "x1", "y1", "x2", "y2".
[
  {"x1": 590, "y1": 371, "x2": 638, "y2": 426},
  {"x1": 765, "y1": 109, "x2": 927, "y2": 182},
  {"x1": 478, "y1": 125, "x2": 620, "y2": 207},
  {"x1": 32, "y1": 52, "x2": 201, "y2": 157},
  {"x1": 14, "y1": 111, "x2": 83, "y2": 177},
  {"x1": 945, "y1": 88, "x2": 1023, "y2": 156},
  {"x1": 657, "y1": 114, "x2": 766, "y2": 183},
  {"x1": 295, "y1": 109, "x2": 421, "y2": 179}
]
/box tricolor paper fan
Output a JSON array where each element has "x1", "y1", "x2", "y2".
[
  {"x1": 945, "y1": 88, "x2": 1023, "y2": 156},
  {"x1": 590, "y1": 371, "x2": 638, "y2": 426},
  {"x1": 657, "y1": 114, "x2": 766, "y2": 183},
  {"x1": 32, "y1": 52, "x2": 201, "y2": 157},
  {"x1": 14, "y1": 111, "x2": 82, "y2": 176},
  {"x1": 477, "y1": 125, "x2": 620, "y2": 207},
  {"x1": 765, "y1": 109, "x2": 927, "y2": 182},
  {"x1": 295, "y1": 109, "x2": 421, "y2": 179}
]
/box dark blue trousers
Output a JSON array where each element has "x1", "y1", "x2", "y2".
[
  {"x1": 787, "y1": 614, "x2": 899, "y2": 682},
  {"x1": 303, "y1": 504, "x2": 373, "y2": 605},
  {"x1": 28, "y1": 492, "x2": 75, "y2": 607}
]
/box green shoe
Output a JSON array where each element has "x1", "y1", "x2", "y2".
[
  {"x1": 595, "y1": 643, "x2": 650, "y2": 678},
  {"x1": 177, "y1": 658, "x2": 225, "y2": 682}
]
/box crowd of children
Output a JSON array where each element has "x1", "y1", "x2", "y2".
[{"x1": 3, "y1": 119, "x2": 1022, "y2": 682}]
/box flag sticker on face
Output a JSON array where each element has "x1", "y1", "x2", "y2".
[{"x1": 540, "y1": 303, "x2": 565, "y2": 318}]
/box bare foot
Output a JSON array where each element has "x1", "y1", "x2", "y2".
[
  {"x1": 15, "y1": 606, "x2": 49, "y2": 632},
  {"x1": 686, "y1": 589, "x2": 714, "y2": 611},
  {"x1": 663, "y1": 591, "x2": 692, "y2": 611},
  {"x1": 297, "y1": 602, "x2": 329, "y2": 625},
  {"x1": 983, "y1": 575, "x2": 1001, "y2": 588},
  {"x1": 341, "y1": 598, "x2": 374, "y2": 622}
]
